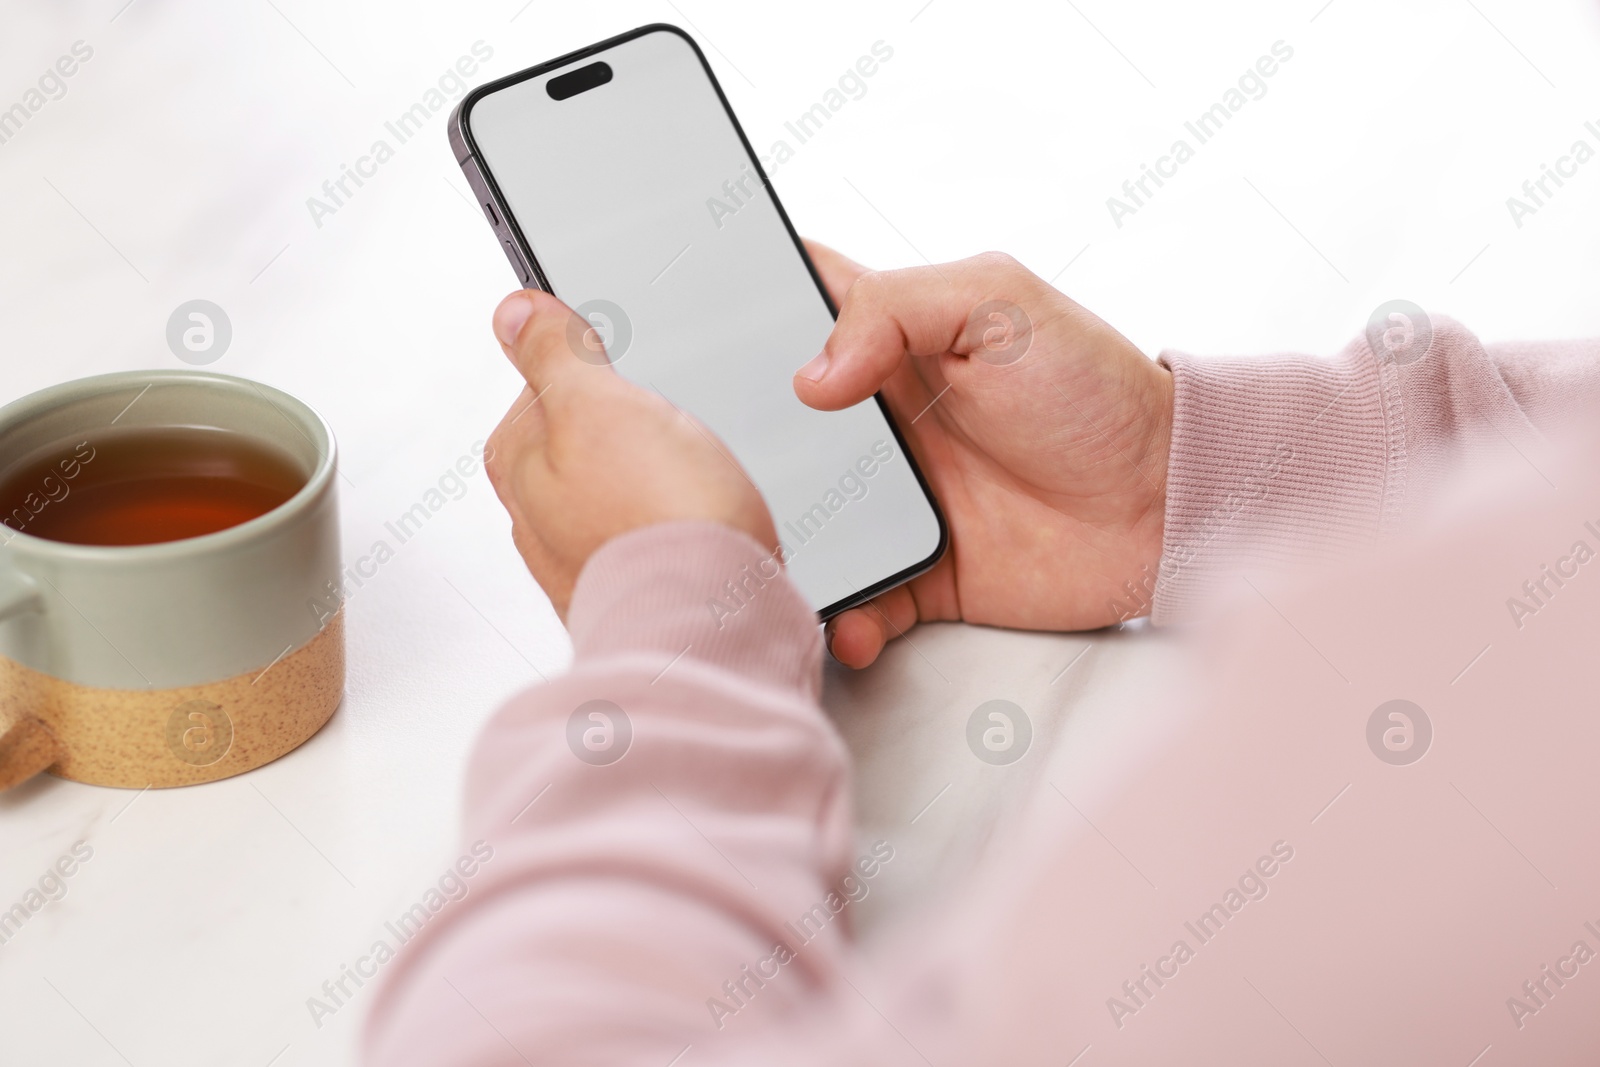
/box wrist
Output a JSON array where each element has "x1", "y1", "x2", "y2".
[
  {"x1": 1132, "y1": 361, "x2": 1174, "y2": 587},
  {"x1": 567, "y1": 521, "x2": 823, "y2": 698},
  {"x1": 1149, "y1": 342, "x2": 1396, "y2": 624}
]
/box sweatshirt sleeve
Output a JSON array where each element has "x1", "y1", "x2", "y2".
[
  {"x1": 362, "y1": 521, "x2": 870, "y2": 1066},
  {"x1": 1150, "y1": 319, "x2": 1600, "y2": 624}
]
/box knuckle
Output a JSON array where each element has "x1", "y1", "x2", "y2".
[
  {"x1": 849, "y1": 269, "x2": 890, "y2": 303},
  {"x1": 837, "y1": 269, "x2": 895, "y2": 325},
  {"x1": 971, "y1": 250, "x2": 1021, "y2": 275}
]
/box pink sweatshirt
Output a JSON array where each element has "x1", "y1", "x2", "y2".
[{"x1": 365, "y1": 320, "x2": 1600, "y2": 1065}]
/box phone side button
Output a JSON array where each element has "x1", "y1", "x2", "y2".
[
  {"x1": 502, "y1": 238, "x2": 531, "y2": 285},
  {"x1": 483, "y1": 201, "x2": 500, "y2": 227}
]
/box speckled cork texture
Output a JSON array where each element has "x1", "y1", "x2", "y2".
[{"x1": 0, "y1": 611, "x2": 344, "y2": 789}]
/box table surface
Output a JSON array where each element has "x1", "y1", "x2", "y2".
[{"x1": 3, "y1": 2, "x2": 1598, "y2": 1064}]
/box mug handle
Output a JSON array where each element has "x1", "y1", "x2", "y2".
[{"x1": 0, "y1": 570, "x2": 61, "y2": 790}]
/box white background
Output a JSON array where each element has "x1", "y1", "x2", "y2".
[{"x1": 1, "y1": 1, "x2": 1596, "y2": 1064}]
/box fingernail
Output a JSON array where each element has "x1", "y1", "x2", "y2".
[
  {"x1": 493, "y1": 291, "x2": 535, "y2": 347},
  {"x1": 796, "y1": 351, "x2": 830, "y2": 382}
]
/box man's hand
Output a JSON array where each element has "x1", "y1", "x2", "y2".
[
  {"x1": 795, "y1": 244, "x2": 1173, "y2": 668},
  {"x1": 485, "y1": 290, "x2": 776, "y2": 619}
]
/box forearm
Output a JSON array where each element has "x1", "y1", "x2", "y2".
[
  {"x1": 1151, "y1": 319, "x2": 1600, "y2": 623},
  {"x1": 364, "y1": 522, "x2": 857, "y2": 1065}
]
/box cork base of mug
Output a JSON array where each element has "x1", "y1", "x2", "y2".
[{"x1": 0, "y1": 611, "x2": 344, "y2": 789}]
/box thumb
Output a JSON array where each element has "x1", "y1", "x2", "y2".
[
  {"x1": 793, "y1": 262, "x2": 967, "y2": 412},
  {"x1": 801, "y1": 238, "x2": 869, "y2": 308},
  {"x1": 492, "y1": 289, "x2": 615, "y2": 417}
]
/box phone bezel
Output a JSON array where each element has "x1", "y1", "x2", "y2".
[{"x1": 449, "y1": 22, "x2": 949, "y2": 622}]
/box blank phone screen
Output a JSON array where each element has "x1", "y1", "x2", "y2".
[{"x1": 464, "y1": 26, "x2": 943, "y2": 615}]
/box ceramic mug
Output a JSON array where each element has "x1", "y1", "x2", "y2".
[{"x1": 0, "y1": 370, "x2": 344, "y2": 790}]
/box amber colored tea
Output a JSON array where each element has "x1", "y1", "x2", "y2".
[{"x1": 0, "y1": 426, "x2": 305, "y2": 546}]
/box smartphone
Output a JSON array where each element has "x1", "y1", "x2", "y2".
[{"x1": 449, "y1": 23, "x2": 945, "y2": 619}]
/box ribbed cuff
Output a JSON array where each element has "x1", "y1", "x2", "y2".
[
  {"x1": 1151, "y1": 338, "x2": 1404, "y2": 624},
  {"x1": 566, "y1": 521, "x2": 823, "y2": 699}
]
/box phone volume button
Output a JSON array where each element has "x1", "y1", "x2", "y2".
[
  {"x1": 503, "y1": 239, "x2": 530, "y2": 284},
  {"x1": 484, "y1": 201, "x2": 500, "y2": 227}
]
